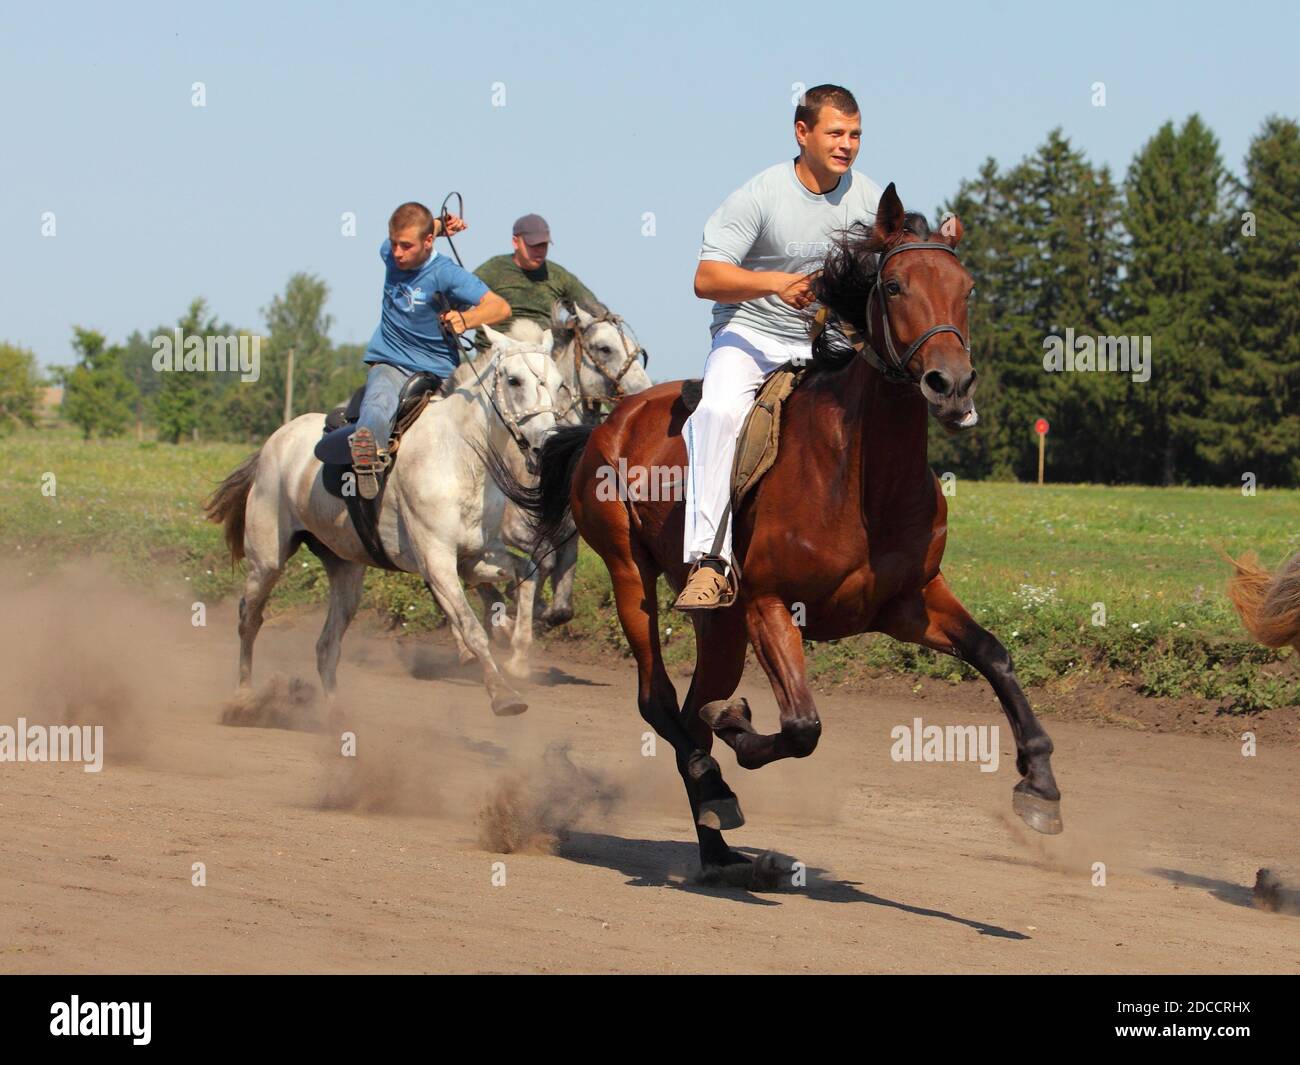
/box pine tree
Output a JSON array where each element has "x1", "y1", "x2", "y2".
[
  {"x1": 1210, "y1": 116, "x2": 1300, "y2": 485},
  {"x1": 1120, "y1": 115, "x2": 1236, "y2": 484}
]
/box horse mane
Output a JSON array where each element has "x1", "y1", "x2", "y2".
[{"x1": 808, "y1": 211, "x2": 932, "y2": 371}]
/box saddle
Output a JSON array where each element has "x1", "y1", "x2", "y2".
[
  {"x1": 313, "y1": 371, "x2": 442, "y2": 569},
  {"x1": 681, "y1": 361, "x2": 808, "y2": 510}
]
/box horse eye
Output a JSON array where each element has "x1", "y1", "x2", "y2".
[
  {"x1": 886, "y1": 280, "x2": 902, "y2": 296},
  {"x1": 967, "y1": 287, "x2": 976, "y2": 299},
  {"x1": 508, "y1": 376, "x2": 521, "y2": 387}
]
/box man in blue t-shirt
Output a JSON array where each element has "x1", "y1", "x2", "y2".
[{"x1": 347, "y1": 200, "x2": 511, "y2": 499}]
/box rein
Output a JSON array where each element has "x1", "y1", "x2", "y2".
[
  {"x1": 464, "y1": 346, "x2": 558, "y2": 468},
  {"x1": 812, "y1": 240, "x2": 969, "y2": 385}
]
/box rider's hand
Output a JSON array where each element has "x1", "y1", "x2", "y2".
[
  {"x1": 439, "y1": 213, "x2": 468, "y2": 237},
  {"x1": 441, "y1": 310, "x2": 468, "y2": 334},
  {"x1": 776, "y1": 273, "x2": 817, "y2": 310}
]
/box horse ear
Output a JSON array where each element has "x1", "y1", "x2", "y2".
[
  {"x1": 573, "y1": 304, "x2": 594, "y2": 329},
  {"x1": 550, "y1": 299, "x2": 572, "y2": 333},
  {"x1": 874, "y1": 182, "x2": 905, "y2": 241},
  {"x1": 541, "y1": 329, "x2": 554, "y2": 355},
  {"x1": 480, "y1": 324, "x2": 511, "y2": 351},
  {"x1": 939, "y1": 212, "x2": 965, "y2": 248}
]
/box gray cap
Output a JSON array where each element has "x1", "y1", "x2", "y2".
[{"x1": 512, "y1": 213, "x2": 551, "y2": 243}]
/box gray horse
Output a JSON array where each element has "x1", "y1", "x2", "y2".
[
  {"x1": 460, "y1": 301, "x2": 652, "y2": 677},
  {"x1": 205, "y1": 334, "x2": 566, "y2": 716}
]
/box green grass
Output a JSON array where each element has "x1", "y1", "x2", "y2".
[{"x1": 3, "y1": 425, "x2": 1297, "y2": 710}]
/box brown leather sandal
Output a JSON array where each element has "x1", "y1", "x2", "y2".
[{"x1": 673, "y1": 558, "x2": 737, "y2": 611}]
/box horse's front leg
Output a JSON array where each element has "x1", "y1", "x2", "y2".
[
  {"x1": 881, "y1": 574, "x2": 1063, "y2": 834},
  {"x1": 700, "y1": 595, "x2": 823, "y2": 769}
]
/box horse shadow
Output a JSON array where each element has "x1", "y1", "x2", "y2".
[
  {"x1": 393, "y1": 640, "x2": 607, "y2": 690},
  {"x1": 557, "y1": 829, "x2": 1028, "y2": 937},
  {"x1": 1147, "y1": 867, "x2": 1257, "y2": 910}
]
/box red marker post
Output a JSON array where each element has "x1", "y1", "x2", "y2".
[{"x1": 1034, "y1": 418, "x2": 1049, "y2": 485}]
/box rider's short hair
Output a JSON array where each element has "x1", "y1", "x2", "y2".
[
  {"x1": 795, "y1": 85, "x2": 860, "y2": 129},
  {"x1": 389, "y1": 201, "x2": 436, "y2": 239}
]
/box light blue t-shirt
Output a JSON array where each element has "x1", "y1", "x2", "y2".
[
  {"x1": 364, "y1": 241, "x2": 489, "y2": 377},
  {"x1": 699, "y1": 159, "x2": 882, "y2": 344}
]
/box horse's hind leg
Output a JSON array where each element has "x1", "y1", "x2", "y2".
[
  {"x1": 315, "y1": 557, "x2": 366, "y2": 697},
  {"x1": 882, "y1": 574, "x2": 1063, "y2": 834},
  {"x1": 236, "y1": 500, "x2": 294, "y2": 693}
]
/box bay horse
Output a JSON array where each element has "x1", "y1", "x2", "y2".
[{"x1": 492, "y1": 184, "x2": 1063, "y2": 884}]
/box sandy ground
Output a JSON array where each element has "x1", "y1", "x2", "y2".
[{"x1": 0, "y1": 569, "x2": 1297, "y2": 974}]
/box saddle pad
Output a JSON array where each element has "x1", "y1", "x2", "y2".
[{"x1": 731, "y1": 364, "x2": 805, "y2": 505}]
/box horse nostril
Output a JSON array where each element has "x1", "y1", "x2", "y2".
[
  {"x1": 924, "y1": 370, "x2": 953, "y2": 397},
  {"x1": 958, "y1": 368, "x2": 978, "y2": 396}
]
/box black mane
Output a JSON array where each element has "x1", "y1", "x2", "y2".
[{"x1": 808, "y1": 211, "x2": 931, "y2": 370}]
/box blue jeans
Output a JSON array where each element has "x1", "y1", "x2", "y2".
[{"x1": 356, "y1": 362, "x2": 412, "y2": 449}]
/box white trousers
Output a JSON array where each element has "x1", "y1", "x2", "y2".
[{"x1": 683, "y1": 323, "x2": 811, "y2": 564}]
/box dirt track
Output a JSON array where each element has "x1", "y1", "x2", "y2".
[{"x1": 1, "y1": 570, "x2": 1297, "y2": 974}]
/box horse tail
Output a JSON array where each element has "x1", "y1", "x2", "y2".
[
  {"x1": 483, "y1": 424, "x2": 594, "y2": 549},
  {"x1": 204, "y1": 448, "x2": 262, "y2": 564},
  {"x1": 1220, "y1": 546, "x2": 1300, "y2": 652}
]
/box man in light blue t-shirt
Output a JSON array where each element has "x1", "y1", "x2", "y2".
[
  {"x1": 675, "y1": 84, "x2": 882, "y2": 610},
  {"x1": 346, "y1": 201, "x2": 511, "y2": 499}
]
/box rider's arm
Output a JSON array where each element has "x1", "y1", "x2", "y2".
[
  {"x1": 693, "y1": 260, "x2": 811, "y2": 306},
  {"x1": 455, "y1": 290, "x2": 510, "y2": 331},
  {"x1": 695, "y1": 183, "x2": 812, "y2": 308}
]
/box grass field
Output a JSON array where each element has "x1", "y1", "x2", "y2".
[{"x1": 3, "y1": 426, "x2": 1297, "y2": 709}]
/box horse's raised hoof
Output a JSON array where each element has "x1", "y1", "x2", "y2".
[
  {"x1": 490, "y1": 691, "x2": 529, "y2": 717},
  {"x1": 697, "y1": 796, "x2": 745, "y2": 831},
  {"x1": 699, "y1": 698, "x2": 755, "y2": 736},
  {"x1": 1013, "y1": 784, "x2": 1063, "y2": 835}
]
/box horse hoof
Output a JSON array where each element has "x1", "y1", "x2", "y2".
[
  {"x1": 697, "y1": 796, "x2": 745, "y2": 831},
  {"x1": 491, "y1": 692, "x2": 528, "y2": 717},
  {"x1": 699, "y1": 698, "x2": 755, "y2": 735},
  {"x1": 696, "y1": 850, "x2": 791, "y2": 891},
  {"x1": 696, "y1": 855, "x2": 755, "y2": 888},
  {"x1": 1013, "y1": 786, "x2": 1063, "y2": 835}
]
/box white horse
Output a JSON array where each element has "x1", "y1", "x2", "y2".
[
  {"x1": 204, "y1": 331, "x2": 566, "y2": 716},
  {"x1": 463, "y1": 302, "x2": 652, "y2": 677}
]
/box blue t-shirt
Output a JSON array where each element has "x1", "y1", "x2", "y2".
[{"x1": 364, "y1": 241, "x2": 490, "y2": 377}]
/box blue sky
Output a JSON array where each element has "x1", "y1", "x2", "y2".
[{"x1": 2, "y1": 0, "x2": 1296, "y2": 383}]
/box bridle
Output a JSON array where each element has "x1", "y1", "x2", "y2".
[
  {"x1": 815, "y1": 240, "x2": 970, "y2": 385},
  {"x1": 466, "y1": 346, "x2": 559, "y2": 471},
  {"x1": 562, "y1": 303, "x2": 649, "y2": 419}
]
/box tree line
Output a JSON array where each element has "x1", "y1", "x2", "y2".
[
  {"x1": 928, "y1": 114, "x2": 1299, "y2": 486},
  {"x1": 2, "y1": 113, "x2": 1296, "y2": 485}
]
